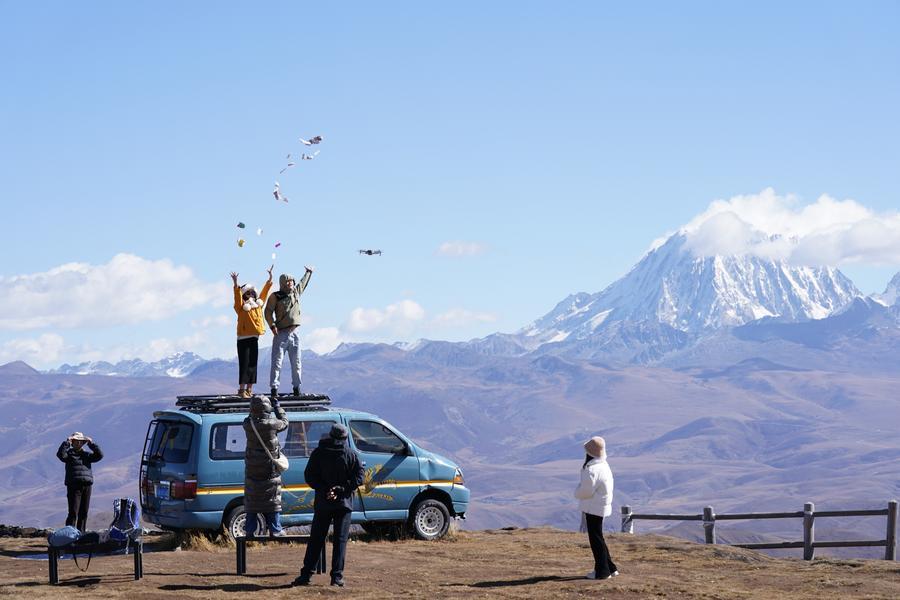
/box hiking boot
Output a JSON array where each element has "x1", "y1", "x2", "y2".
[
  {"x1": 292, "y1": 573, "x2": 311, "y2": 586},
  {"x1": 330, "y1": 576, "x2": 345, "y2": 587},
  {"x1": 292, "y1": 386, "x2": 300, "y2": 396}
]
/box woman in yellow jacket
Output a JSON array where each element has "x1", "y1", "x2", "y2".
[{"x1": 230, "y1": 265, "x2": 274, "y2": 398}]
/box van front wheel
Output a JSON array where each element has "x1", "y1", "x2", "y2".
[
  {"x1": 408, "y1": 499, "x2": 450, "y2": 540},
  {"x1": 224, "y1": 504, "x2": 265, "y2": 540}
]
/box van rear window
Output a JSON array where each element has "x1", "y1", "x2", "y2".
[{"x1": 149, "y1": 421, "x2": 193, "y2": 463}]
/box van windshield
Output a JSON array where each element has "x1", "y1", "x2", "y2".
[{"x1": 149, "y1": 420, "x2": 194, "y2": 463}]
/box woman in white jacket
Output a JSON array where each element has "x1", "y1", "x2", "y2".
[{"x1": 574, "y1": 436, "x2": 618, "y2": 580}]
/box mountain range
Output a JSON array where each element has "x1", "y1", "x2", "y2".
[
  {"x1": 5, "y1": 231, "x2": 899, "y2": 557},
  {"x1": 47, "y1": 231, "x2": 900, "y2": 376}
]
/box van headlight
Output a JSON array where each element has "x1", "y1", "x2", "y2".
[{"x1": 453, "y1": 468, "x2": 464, "y2": 485}]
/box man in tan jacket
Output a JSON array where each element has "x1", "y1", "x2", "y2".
[{"x1": 265, "y1": 266, "x2": 314, "y2": 396}]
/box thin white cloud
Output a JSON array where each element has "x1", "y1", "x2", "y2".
[
  {"x1": 436, "y1": 241, "x2": 489, "y2": 257},
  {"x1": 304, "y1": 327, "x2": 344, "y2": 355},
  {"x1": 0, "y1": 254, "x2": 227, "y2": 331},
  {"x1": 679, "y1": 188, "x2": 900, "y2": 266},
  {"x1": 346, "y1": 300, "x2": 426, "y2": 335},
  {"x1": 0, "y1": 334, "x2": 65, "y2": 367},
  {"x1": 303, "y1": 300, "x2": 498, "y2": 354},
  {"x1": 190, "y1": 315, "x2": 231, "y2": 329},
  {"x1": 432, "y1": 308, "x2": 497, "y2": 327}
]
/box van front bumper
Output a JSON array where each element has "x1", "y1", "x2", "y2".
[{"x1": 144, "y1": 510, "x2": 223, "y2": 530}]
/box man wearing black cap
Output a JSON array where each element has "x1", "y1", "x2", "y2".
[{"x1": 294, "y1": 423, "x2": 365, "y2": 587}]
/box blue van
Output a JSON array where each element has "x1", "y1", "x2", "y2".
[{"x1": 139, "y1": 394, "x2": 469, "y2": 540}]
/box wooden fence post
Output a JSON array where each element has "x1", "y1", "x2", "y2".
[
  {"x1": 803, "y1": 502, "x2": 815, "y2": 560},
  {"x1": 621, "y1": 505, "x2": 633, "y2": 534},
  {"x1": 703, "y1": 506, "x2": 716, "y2": 544},
  {"x1": 886, "y1": 500, "x2": 898, "y2": 561}
]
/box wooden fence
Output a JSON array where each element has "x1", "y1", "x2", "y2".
[{"x1": 620, "y1": 500, "x2": 898, "y2": 561}]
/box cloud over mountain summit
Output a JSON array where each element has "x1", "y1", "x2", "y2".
[{"x1": 672, "y1": 188, "x2": 900, "y2": 266}]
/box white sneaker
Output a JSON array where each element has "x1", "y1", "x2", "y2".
[
  {"x1": 586, "y1": 571, "x2": 614, "y2": 580},
  {"x1": 585, "y1": 571, "x2": 597, "y2": 580},
  {"x1": 611, "y1": 570, "x2": 619, "y2": 577}
]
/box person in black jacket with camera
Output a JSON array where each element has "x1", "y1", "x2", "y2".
[
  {"x1": 294, "y1": 423, "x2": 365, "y2": 588},
  {"x1": 56, "y1": 432, "x2": 103, "y2": 532}
]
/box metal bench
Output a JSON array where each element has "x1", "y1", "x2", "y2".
[
  {"x1": 235, "y1": 535, "x2": 325, "y2": 575},
  {"x1": 48, "y1": 539, "x2": 143, "y2": 585}
]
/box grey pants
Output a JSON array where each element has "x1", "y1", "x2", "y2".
[{"x1": 270, "y1": 328, "x2": 302, "y2": 390}]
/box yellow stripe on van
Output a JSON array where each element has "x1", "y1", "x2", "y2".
[{"x1": 195, "y1": 480, "x2": 455, "y2": 495}]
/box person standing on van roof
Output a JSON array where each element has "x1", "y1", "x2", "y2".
[
  {"x1": 574, "y1": 436, "x2": 619, "y2": 581},
  {"x1": 231, "y1": 265, "x2": 274, "y2": 398},
  {"x1": 242, "y1": 395, "x2": 289, "y2": 537},
  {"x1": 264, "y1": 266, "x2": 314, "y2": 397},
  {"x1": 294, "y1": 423, "x2": 365, "y2": 588},
  {"x1": 56, "y1": 432, "x2": 103, "y2": 532}
]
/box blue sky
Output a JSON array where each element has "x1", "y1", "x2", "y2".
[{"x1": 1, "y1": 2, "x2": 898, "y2": 367}]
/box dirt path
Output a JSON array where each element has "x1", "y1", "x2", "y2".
[{"x1": 1, "y1": 528, "x2": 898, "y2": 599}]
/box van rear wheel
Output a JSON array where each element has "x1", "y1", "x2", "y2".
[
  {"x1": 224, "y1": 504, "x2": 265, "y2": 539},
  {"x1": 408, "y1": 499, "x2": 450, "y2": 540}
]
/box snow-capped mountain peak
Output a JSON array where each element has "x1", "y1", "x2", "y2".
[
  {"x1": 517, "y1": 233, "x2": 861, "y2": 353},
  {"x1": 50, "y1": 351, "x2": 207, "y2": 377},
  {"x1": 874, "y1": 272, "x2": 900, "y2": 307}
]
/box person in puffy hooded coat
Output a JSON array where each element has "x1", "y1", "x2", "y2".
[
  {"x1": 574, "y1": 436, "x2": 619, "y2": 580},
  {"x1": 242, "y1": 395, "x2": 289, "y2": 536}
]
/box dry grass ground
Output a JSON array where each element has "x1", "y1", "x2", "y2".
[{"x1": 1, "y1": 528, "x2": 898, "y2": 599}]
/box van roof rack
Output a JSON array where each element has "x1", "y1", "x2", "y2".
[{"x1": 176, "y1": 393, "x2": 332, "y2": 414}]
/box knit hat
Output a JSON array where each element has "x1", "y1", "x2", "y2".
[
  {"x1": 329, "y1": 423, "x2": 349, "y2": 440},
  {"x1": 583, "y1": 436, "x2": 606, "y2": 459}
]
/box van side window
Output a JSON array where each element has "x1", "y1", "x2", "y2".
[
  {"x1": 209, "y1": 423, "x2": 288, "y2": 460},
  {"x1": 284, "y1": 421, "x2": 337, "y2": 458},
  {"x1": 349, "y1": 420, "x2": 406, "y2": 454},
  {"x1": 210, "y1": 424, "x2": 247, "y2": 459}
]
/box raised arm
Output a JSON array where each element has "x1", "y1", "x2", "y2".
[
  {"x1": 231, "y1": 272, "x2": 241, "y2": 314},
  {"x1": 260, "y1": 264, "x2": 274, "y2": 301},
  {"x1": 57, "y1": 440, "x2": 70, "y2": 462},
  {"x1": 86, "y1": 439, "x2": 103, "y2": 463},
  {"x1": 297, "y1": 266, "x2": 313, "y2": 296}
]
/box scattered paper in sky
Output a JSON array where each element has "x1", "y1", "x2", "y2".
[
  {"x1": 273, "y1": 181, "x2": 288, "y2": 203},
  {"x1": 301, "y1": 151, "x2": 320, "y2": 161},
  {"x1": 279, "y1": 161, "x2": 296, "y2": 174},
  {"x1": 257, "y1": 227, "x2": 263, "y2": 236},
  {"x1": 237, "y1": 222, "x2": 246, "y2": 229},
  {"x1": 275, "y1": 242, "x2": 281, "y2": 248},
  {"x1": 237, "y1": 238, "x2": 246, "y2": 248},
  {"x1": 299, "y1": 135, "x2": 323, "y2": 146}
]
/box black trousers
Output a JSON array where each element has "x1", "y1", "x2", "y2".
[
  {"x1": 237, "y1": 337, "x2": 259, "y2": 385},
  {"x1": 585, "y1": 513, "x2": 617, "y2": 577},
  {"x1": 301, "y1": 507, "x2": 352, "y2": 579},
  {"x1": 66, "y1": 484, "x2": 92, "y2": 532}
]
